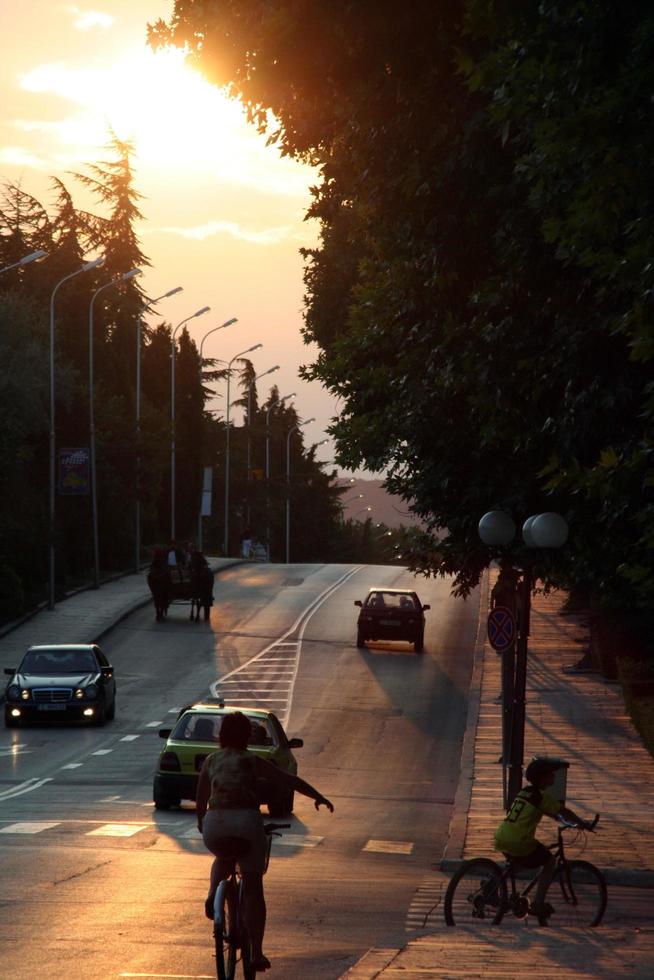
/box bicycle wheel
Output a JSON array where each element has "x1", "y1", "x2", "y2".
[
  {"x1": 444, "y1": 858, "x2": 507, "y2": 927},
  {"x1": 551, "y1": 859, "x2": 607, "y2": 927},
  {"x1": 214, "y1": 881, "x2": 237, "y2": 980}
]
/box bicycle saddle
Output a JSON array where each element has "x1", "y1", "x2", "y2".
[{"x1": 214, "y1": 836, "x2": 251, "y2": 858}]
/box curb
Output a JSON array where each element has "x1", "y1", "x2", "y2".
[
  {"x1": 440, "y1": 569, "x2": 490, "y2": 866},
  {"x1": 0, "y1": 558, "x2": 246, "y2": 707}
]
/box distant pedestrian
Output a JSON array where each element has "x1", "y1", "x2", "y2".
[{"x1": 240, "y1": 527, "x2": 252, "y2": 559}]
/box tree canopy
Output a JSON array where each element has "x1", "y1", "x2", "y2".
[{"x1": 150, "y1": 1, "x2": 654, "y2": 611}]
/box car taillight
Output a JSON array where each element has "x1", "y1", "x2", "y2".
[{"x1": 160, "y1": 751, "x2": 181, "y2": 772}]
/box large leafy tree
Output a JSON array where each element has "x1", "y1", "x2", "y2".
[{"x1": 150, "y1": 1, "x2": 654, "y2": 611}]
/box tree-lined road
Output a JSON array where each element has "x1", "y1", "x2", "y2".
[{"x1": 0, "y1": 563, "x2": 479, "y2": 979}]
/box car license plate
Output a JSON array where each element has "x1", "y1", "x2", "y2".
[
  {"x1": 37, "y1": 703, "x2": 67, "y2": 711},
  {"x1": 379, "y1": 619, "x2": 398, "y2": 626}
]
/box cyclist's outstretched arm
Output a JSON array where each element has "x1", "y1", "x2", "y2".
[
  {"x1": 254, "y1": 756, "x2": 334, "y2": 812},
  {"x1": 551, "y1": 804, "x2": 593, "y2": 828}
]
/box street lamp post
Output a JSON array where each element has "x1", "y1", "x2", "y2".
[
  {"x1": 285, "y1": 418, "x2": 315, "y2": 564},
  {"x1": 89, "y1": 269, "x2": 141, "y2": 587},
  {"x1": 223, "y1": 343, "x2": 263, "y2": 555},
  {"x1": 48, "y1": 256, "x2": 105, "y2": 610},
  {"x1": 0, "y1": 249, "x2": 47, "y2": 275},
  {"x1": 135, "y1": 285, "x2": 183, "y2": 572},
  {"x1": 246, "y1": 366, "x2": 279, "y2": 523},
  {"x1": 265, "y1": 392, "x2": 295, "y2": 560},
  {"x1": 479, "y1": 510, "x2": 569, "y2": 807},
  {"x1": 171, "y1": 306, "x2": 210, "y2": 539},
  {"x1": 196, "y1": 317, "x2": 237, "y2": 549}
]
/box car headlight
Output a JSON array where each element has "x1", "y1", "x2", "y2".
[
  {"x1": 21, "y1": 689, "x2": 30, "y2": 701},
  {"x1": 7, "y1": 684, "x2": 20, "y2": 700},
  {"x1": 85, "y1": 684, "x2": 99, "y2": 699}
]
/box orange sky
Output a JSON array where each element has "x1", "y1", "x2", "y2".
[{"x1": 0, "y1": 2, "x2": 367, "y2": 477}]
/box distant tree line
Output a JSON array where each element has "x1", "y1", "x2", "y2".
[
  {"x1": 0, "y1": 137, "x2": 389, "y2": 623},
  {"x1": 150, "y1": 2, "x2": 654, "y2": 670}
]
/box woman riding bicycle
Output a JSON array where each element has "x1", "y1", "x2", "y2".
[{"x1": 196, "y1": 711, "x2": 334, "y2": 973}]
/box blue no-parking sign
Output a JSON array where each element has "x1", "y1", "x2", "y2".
[{"x1": 487, "y1": 605, "x2": 516, "y2": 651}]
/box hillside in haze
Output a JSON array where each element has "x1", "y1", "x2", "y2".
[{"x1": 337, "y1": 479, "x2": 427, "y2": 529}]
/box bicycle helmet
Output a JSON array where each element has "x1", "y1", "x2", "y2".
[{"x1": 525, "y1": 758, "x2": 562, "y2": 784}]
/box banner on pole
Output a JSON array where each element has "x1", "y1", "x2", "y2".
[
  {"x1": 58, "y1": 447, "x2": 90, "y2": 495},
  {"x1": 201, "y1": 466, "x2": 213, "y2": 516}
]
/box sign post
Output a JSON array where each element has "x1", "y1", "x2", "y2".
[
  {"x1": 198, "y1": 466, "x2": 213, "y2": 551},
  {"x1": 487, "y1": 603, "x2": 517, "y2": 808}
]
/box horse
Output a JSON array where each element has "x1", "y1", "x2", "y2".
[
  {"x1": 189, "y1": 558, "x2": 214, "y2": 622},
  {"x1": 147, "y1": 560, "x2": 171, "y2": 621}
]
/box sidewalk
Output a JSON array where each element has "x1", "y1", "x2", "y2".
[
  {"x1": 0, "y1": 557, "x2": 243, "y2": 679},
  {"x1": 342, "y1": 571, "x2": 654, "y2": 978}
]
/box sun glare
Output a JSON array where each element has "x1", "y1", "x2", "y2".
[{"x1": 19, "y1": 46, "x2": 311, "y2": 195}]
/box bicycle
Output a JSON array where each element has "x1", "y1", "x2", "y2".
[
  {"x1": 211, "y1": 822, "x2": 290, "y2": 980},
  {"x1": 444, "y1": 814, "x2": 607, "y2": 928}
]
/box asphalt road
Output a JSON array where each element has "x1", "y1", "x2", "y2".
[{"x1": 0, "y1": 562, "x2": 479, "y2": 979}]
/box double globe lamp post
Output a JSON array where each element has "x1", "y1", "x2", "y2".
[{"x1": 478, "y1": 510, "x2": 569, "y2": 806}]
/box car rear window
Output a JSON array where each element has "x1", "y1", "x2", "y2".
[
  {"x1": 365, "y1": 592, "x2": 417, "y2": 610},
  {"x1": 172, "y1": 713, "x2": 277, "y2": 746}
]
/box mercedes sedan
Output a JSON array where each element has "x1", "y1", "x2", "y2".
[{"x1": 4, "y1": 643, "x2": 116, "y2": 727}]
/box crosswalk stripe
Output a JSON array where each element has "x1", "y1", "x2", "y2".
[{"x1": 0, "y1": 821, "x2": 60, "y2": 834}]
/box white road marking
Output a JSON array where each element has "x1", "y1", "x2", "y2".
[
  {"x1": 210, "y1": 565, "x2": 364, "y2": 728},
  {"x1": 91, "y1": 749, "x2": 113, "y2": 756},
  {"x1": 61, "y1": 763, "x2": 83, "y2": 770},
  {"x1": 273, "y1": 833, "x2": 323, "y2": 848},
  {"x1": 363, "y1": 839, "x2": 414, "y2": 855},
  {"x1": 0, "y1": 777, "x2": 52, "y2": 801},
  {"x1": 145, "y1": 721, "x2": 163, "y2": 728},
  {"x1": 119, "y1": 973, "x2": 214, "y2": 978},
  {"x1": 86, "y1": 823, "x2": 149, "y2": 837},
  {"x1": 0, "y1": 821, "x2": 60, "y2": 834},
  {"x1": 120, "y1": 735, "x2": 140, "y2": 741},
  {"x1": 0, "y1": 745, "x2": 31, "y2": 757}
]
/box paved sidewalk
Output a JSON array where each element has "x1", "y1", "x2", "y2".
[
  {"x1": 342, "y1": 571, "x2": 654, "y2": 978},
  {"x1": 0, "y1": 557, "x2": 243, "y2": 678}
]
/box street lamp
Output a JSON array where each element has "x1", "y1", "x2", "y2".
[
  {"x1": 88, "y1": 269, "x2": 142, "y2": 587},
  {"x1": 0, "y1": 249, "x2": 47, "y2": 275},
  {"x1": 171, "y1": 306, "x2": 210, "y2": 538},
  {"x1": 223, "y1": 343, "x2": 263, "y2": 554},
  {"x1": 48, "y1": 256, "x2": 105, "y2": 610},
  {"x1": 134, "y1": 285, "x2": 183, "y2": 572},
  {"x1": 195, "y1": 318, "x2": 237, "y2": 549},
  {"x1": 265, "y1": 391, "x2": 295, "y2": 559},
  {"x1": 353, "y1": 506, "x2": 373, "y2": 520},
  {"x1": 479, "y1": 509, "x2": 569, "y2": 806},
  {"x1": 246, "y1": 365, "x2": 279, "y2": 484},
  {"x1": 285, "y1": 418, "x2": 315, "y2": 563}
]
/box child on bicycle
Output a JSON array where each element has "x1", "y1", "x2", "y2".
[{"x1": 494, "y1": 758, "x2": 590, "y2": 921}]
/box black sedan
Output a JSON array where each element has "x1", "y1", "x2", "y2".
[
  {"x1": 354, "y1": 589, "x2": 430, "y2": 652},
  {"x1": 4, "y1": 644, "x2": 116, "y2": 727}
]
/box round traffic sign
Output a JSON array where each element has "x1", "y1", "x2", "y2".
[{"x1": 487, "y1": 605, "x2": 516, "y2": 651}]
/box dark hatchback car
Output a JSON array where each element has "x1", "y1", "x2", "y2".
[
  {"x1": 355, "y1": 588, "x2": 430, "y2": 652},
  {"x1": 4, "y1": 644, "x2": 116, "y2": 727}
]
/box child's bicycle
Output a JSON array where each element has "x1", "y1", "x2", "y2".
[
  {"x1": 211, "y1": 822, "x2": 289, "y2": 980},
  {"x1": 444, "y1": 815, "x2": 606, "y2": 927}
]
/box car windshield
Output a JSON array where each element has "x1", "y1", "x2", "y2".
[
  {"x1": 172, "y1": 713, "x2": 277, "y2": 747},
  {"x1": 20, "y1": 649, "x2": 97, "y2": 674},
  {"x1": 365, "y1": 592, "x2": 417, "y2": 611}
]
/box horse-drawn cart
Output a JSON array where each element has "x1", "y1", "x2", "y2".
[{"x1": 147, "y1": 559, "x2": 214, "y2": 622}]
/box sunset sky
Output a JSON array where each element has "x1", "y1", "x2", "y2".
[{"x1": 1, "y1": 1, "x2": 361, "y2": 475}]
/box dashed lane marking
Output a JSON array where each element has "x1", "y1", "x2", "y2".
[
  {"x1": 363, "y1": 839, "x2": 414, "y2": 855},
  {"x1": 145, "y1": 721, "x2": 163, "y2": 728},
  {"x1": 91, "y1": 749, "x2": 113, "y2": 756},
  {"x1": 273, "y1": 833, "x2": 324, "y2": 848},
  {"x1": 61, "y1": 763, "x2": 83, "y2": 770},
  {"x1": 86, "y1": 823, "x2": 149, "y2": 837},
  {"x1": 120, "y1": 735, "x2": 140, "y2": 741},
  {"x1": 0, "y1": 821, "x2": 60, "y2": 834}
]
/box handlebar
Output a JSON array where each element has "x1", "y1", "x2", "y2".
[
  {"x1": 557, "y1": 813, "x2": 599, "y2": 832},
  {"x1": 264, "y1": 823, "x2": 291, "y2": 834}
]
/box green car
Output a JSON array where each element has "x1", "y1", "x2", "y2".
[{"x1": 153, "y1": 701, "x2": 303, "y2": 815}]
